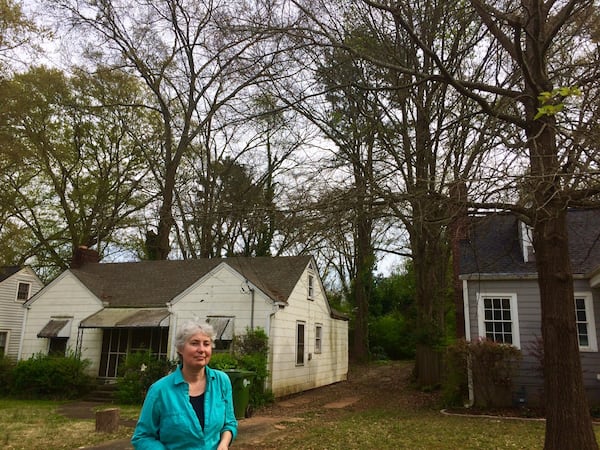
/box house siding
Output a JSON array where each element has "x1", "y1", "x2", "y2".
[
  {"x1": 21, "y1": 272, "x2": 104, "y2": 375},
  {"x1": 465, "y1": 277, "x2": 600, "y2": 406},
  {"x1": 170, "y1": 264, "x2": 274, "y2": 358},
  {"x1": 0, "y1": 268, "x2": 43, "y2": 360},
  {"x1": 269, "y1": 268, "x2": 348, "y2": 397}
]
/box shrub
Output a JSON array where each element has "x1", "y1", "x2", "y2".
[
  {"x1": 0, "y1": 355, "x2": 16, "y2": 396},
  {"x1": 210, "y1": 352, "x2": 239, "y2": 370},
  {"x1": 443, "y1": 338, "x2": 522, "y2": 408},
  {"x1": 369, "y1": 313, "x2": 416, "y2": 360},
  {"x1": 11, "y1": 352, "x2": 93, "y2": 399},
  {"x1": 116, "y1": 351, "x2": 177, "y2": 404},
  {"x1": 232, "y1": 327, "x2": 273, "y2": 409},
  {"x1": 442, "y1": 340, "x2": 469, "y2": 407}
]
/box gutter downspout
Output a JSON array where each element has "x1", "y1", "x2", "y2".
[
  {"x1": 250, "y1": 286, "x2": 255, "y2": 330},
  {"x1": 18, "y1": 303, "x2": 30, "y2": 360}
]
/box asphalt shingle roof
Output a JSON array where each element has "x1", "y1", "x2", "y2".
[
  {"x1": 70, "y1": 256, "x2": 312, "y2": 307},
  {"x1": 0, "y1": 266, "x2": 21, "y2": 283},
  {"x1": 459, "y1": 209, "x2": 600, "y2": 276}
]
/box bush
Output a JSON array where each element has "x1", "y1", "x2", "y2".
[
  {"x1": 116, "y1": 351, "x2": 177, "y2": 404},
  {"x1": 369, "y1": 313, "x2": 416, "y2": 360},
  {"x1": 11, "y1": 352, "x2": 93, "y2": 399},
  {"x1": 442, "y1": 340, "x2": 469, "y2": 407},
  {"x1": 210, "y1": 352, "x2": 239, "y2": 370},
  {"x1": 443, "y1": 338, "x2": 522, "y2": 408},
  {"x1": 232, "y1": 327, "x2": 273, "y2": 409},
  {"x1": 0, "y1": 355, "x2": 16, "y2": 396}
]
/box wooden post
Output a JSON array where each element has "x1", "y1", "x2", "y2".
[{"x1": 95, "y1": 408, "x2": 120, "y2": 433}]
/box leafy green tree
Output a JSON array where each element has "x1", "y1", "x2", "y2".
[
  {"x1": 0, "y1": 66, "x2": 155, "y2": 276},
  {"x1": 0, "y1": 0, "x2": 37, "y2": 74},
  {"x1": 54, "y1": 0, "x2": 283, "y2": 260}
]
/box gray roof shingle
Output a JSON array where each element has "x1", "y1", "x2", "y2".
[
  {"x1": 70, "y1": 256, "x2": 313, "y2": 307},
  {"x1": 459, "y1": 209, "x2": 600, "y2": 276},
  {"x1": 0, "y1": 266, "x2": 22, "y2": 283}
]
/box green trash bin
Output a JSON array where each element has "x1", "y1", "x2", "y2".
[{"x1": 224, "y1": 369, "x2": 255, "y2": 419}]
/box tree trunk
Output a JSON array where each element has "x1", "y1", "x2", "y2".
[
  {"x1": 534, "y1": 210, "x2": 597, "y2": 449},
  {"x1": 95, "y1": 408, "x2": 120, "y2": 433},
  {"x1": 412, "y1": 221, "x2": 449, "y2": 386},
  {"x1": 352, "y1": 211, "x2": 373, "y2": 363},
  {"x1": 527, "y1": 105, "x2": 597, "y2": 448}
]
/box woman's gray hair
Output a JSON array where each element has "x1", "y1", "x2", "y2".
[{"x1": 174, "y1": 318, "x2": 216, "y2": 352}]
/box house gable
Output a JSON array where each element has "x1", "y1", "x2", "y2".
[{"x1": 0, "y1": 266, "x2": 44, "y2": 359}]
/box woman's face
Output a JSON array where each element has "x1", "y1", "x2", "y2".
[{"x1": 180, "y1": 331, "x2": 213, "y2": 370}]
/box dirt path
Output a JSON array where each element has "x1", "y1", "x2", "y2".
[{"x1": 234, "y1": 360, "x2": 434, "y2": 449}]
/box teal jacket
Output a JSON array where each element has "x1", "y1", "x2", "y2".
[{"x1": 131, "y1": 365, "x2": 238, "y2": 450}]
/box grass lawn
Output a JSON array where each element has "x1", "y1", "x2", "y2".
[
  {"x1": 276, "y1": 409, "x2": 551, "y2": 449},
  {"x1": 0, "y1": 399, "x2": 139, "y2": 449},
  {"x1": 3, "y1": 370, "x2": 600, "y2": 450}
]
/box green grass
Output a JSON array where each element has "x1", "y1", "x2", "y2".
[
  {"x1": 2, "y1": 388, "x2": 600, "y2": 449},
  {"x1": 0, "y1": 399, "x2": 137, "y2": 450},
  {"x1": 276, "y1": 409, "x2": 549, "y2": 449}
]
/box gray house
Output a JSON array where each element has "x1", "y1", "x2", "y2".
[
  {"x1": 459, "y1": 209, "x2": 600, "y2": 406},
  {"x1": 21, "y1": 251, "x2": 349, "y2": 397}
]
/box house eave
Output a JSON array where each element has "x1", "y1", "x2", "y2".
[
  {"x1": 589, "y1": 266, "x2": 600, "y2": 288},
  {"x1": 460, "y1": 272, "x2": 589, "y2": 281},
  {"x1": 459, "y1": 272, "x2": 538, "y2": 281}
]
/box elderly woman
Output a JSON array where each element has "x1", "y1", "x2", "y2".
[{"x1": 131, "y1": 319, "x2": 237, "y2": 450}]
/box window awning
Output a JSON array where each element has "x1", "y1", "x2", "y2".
[
  {"x1": 38, "y1": 319, "x2": 71, "y2": 338},
  {"x1": 79, "y1": 308, "x2": 170, "y2": 328},
  {"x1": 206, "y1": 317, "x2": 234, "y2": 340}
]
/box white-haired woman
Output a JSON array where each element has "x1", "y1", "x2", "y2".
[{"x1": 132, "y1": 319, "x2": 237, "y2": 450}]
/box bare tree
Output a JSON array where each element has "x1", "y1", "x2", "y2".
[
  {"x1": 52, "y1": 0, "x2": 285, "y2": 259},
  {"x1": 288, "y1": 0, "x2": 495, "y2": 373},
  {"x1": 358, "y1": 0, "x2": 600, "y2": 447}
]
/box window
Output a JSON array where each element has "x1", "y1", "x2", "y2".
[
  {"x1": 296, "y1": 322, "x2": 305, "y2": 365},
  {"x1": 49, "y1": 338, "x2": 68, "y2": 356},
  {"x1": 16, "y1": 282, "x2": 30, "y2": 302},
  {"x1": 315, "y1": 324, "x2": 322, "y2": 354},
  {"x1": 0, "y1": 331, "x2": 7, "y2": 356},
  {"x1": 575, "y1": 293, "x2": 598, "y2": 352},
  {"x1": 308, "y1": 274, "x2": 315, "y2": 299},
  {"x1": 478, "y1": 293, "x2": 520, "y2": 348},
  {"x1": 206, "y1": 317, "x2": 235, "y2": 351}
]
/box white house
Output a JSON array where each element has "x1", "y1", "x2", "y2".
[
  {"x1": 21, "y1": 249, "x2": 349, "y2": 397},
  {"x1": 0, "y1": 266, "x2": 44, "y2": 359}
]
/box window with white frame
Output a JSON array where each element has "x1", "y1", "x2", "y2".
[
  {"x1": 478, "y1": 293, "x2": 520, "y2": 348},
  {"x1": 308, "y1": 274, "x2": 315, "y2": 299},
  {"x1": 575, "y1": 293, "x2": 598, "y2": 352},
  {"x1": 16, "y1": 282, "x2": 30, "y2": 302},
  {"x1": 0, "y1": 331, "x2": 7, "y2": 356},
  {"x1": 296, "y1": 321, "x2": 305, "y2": 365},
  {"x1": 315, "y1": 324, "x2": 322, "y2": 354}
]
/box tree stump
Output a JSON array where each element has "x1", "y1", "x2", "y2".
[{"x1": 95, "y1": 408, "x2": 120, "y2": 433}]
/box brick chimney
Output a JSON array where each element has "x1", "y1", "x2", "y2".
[{"x1": 71, "y1": 246, "x2": 101, "y2": 269}]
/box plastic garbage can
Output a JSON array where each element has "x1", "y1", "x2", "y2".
[{"x1": 224, "y1": 369, "x2": 255, "y2": 419}]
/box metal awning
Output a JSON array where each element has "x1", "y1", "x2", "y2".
[
  {"x1": 79, "y1": 308, "x2": 170, "y2": 328},
  {"x1": 38, "y1": 319, "x2": 71, "y2": 338}
]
